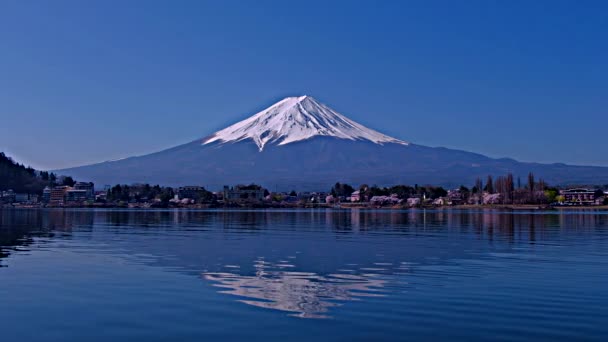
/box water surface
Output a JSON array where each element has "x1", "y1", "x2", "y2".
[{"x1": 1, "y1": 209, "x2": 607, "y2": 341}]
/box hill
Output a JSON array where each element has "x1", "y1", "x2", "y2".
[{"x1": 0, "y1": 153, "x2": 51, "y2": 194}]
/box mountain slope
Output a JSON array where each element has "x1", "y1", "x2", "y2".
[
  {"x1": 203, "y1": 96, "x2": 407, "y2": 151},
  {"x1": 55, "y1": 96, "x2": 608, "y2": 190}
]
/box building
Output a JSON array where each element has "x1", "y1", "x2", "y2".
[
  {"x1": 447, "y1": 189, "x2": 464, "y2": 205},
  {"x1": 14, "y1": 193, "x2": 39, "y2": 203},
  {"x1": 95, "y1": 191, "x2": 108, "y2": 202},
  {"x1": 49, "y1": 186, "x2": 70, "y2": 205},
  {"x1": 350, "y1": 191, "x2": 361, "y2": 202},
  {"x1": 433, "y1": 197, "x2": 446, "y2": 206},
  {"x1": 406, "y1": 197, "x2": 421, "y2": 207},
  {"x1": 1, "y1": 190, "x2": 15, "y2": 203},
  {"x1": 178, "y1": 186, "x2": 204, "y2": 200},
  {"x1": 42, "y1": 187, "x2": 52, "y2": 203},
  {"x1": 560, "y1": 188, "x2": 598, "y2": 205},
  {"x1": 74, "y1": 182, "x2": 95, "y2": 200},
  {"x1": 66, "y1": 189, "x2": 88, "y2": 203},
  {"x1": 223, "y1": 185, "x2": 265, "y2": 201}
]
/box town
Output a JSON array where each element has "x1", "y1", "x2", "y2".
[
  {"x1": 1, "y1": 178, "x2": 607, "y2": 209},
  {"x1": 2, "y1": 152, "x2": 607, "y2": 209}
]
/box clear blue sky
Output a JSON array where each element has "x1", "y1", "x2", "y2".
[{"x1": 1, "y1": 0, "x2": 606, "y2": 170}]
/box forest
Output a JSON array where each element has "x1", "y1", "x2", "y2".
[{"x1": 0, "y1": 152, "x2": 53, "y2": 194}]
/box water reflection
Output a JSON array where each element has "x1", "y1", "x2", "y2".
[
  {"x1": 1, "y1": 208, "x2": 608, "y2": 339},
  {"x1": 204, "y1": 258, "x2": 388, "y2": 318}
]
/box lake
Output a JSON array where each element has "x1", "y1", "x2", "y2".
[{"x1": 1, "y1": 209, "x2": 607, "y2": 341}]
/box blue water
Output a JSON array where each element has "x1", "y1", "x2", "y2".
[{"x1": 1, "y1": 209, "x2": 607, "y2": 341}]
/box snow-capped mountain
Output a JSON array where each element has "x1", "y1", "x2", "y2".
[
  {"x1": 55, "y1": 96, "x2": 608, "y2": 190},
  {"x1": 203, "y1": 96, "x2": 407, "y2": 151}
]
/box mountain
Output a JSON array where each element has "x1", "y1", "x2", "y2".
[{"x1": 55, "y1": 96, "x2": 608, "y2": 190}]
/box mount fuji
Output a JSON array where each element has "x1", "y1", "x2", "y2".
[{"x1": 56, "y1": 96, "x2": 608, "y2": 190}]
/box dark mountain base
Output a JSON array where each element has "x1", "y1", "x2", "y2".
[{"x1": 55, "y1": 138, "x2": 608, "y2": 191}]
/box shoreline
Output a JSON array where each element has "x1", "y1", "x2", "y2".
[{"x1": 2, "y1": 203, "x2": 608, "y2": 211}]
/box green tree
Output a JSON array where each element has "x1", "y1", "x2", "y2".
[
  {"x1": 485, "y1": 175, "x2": 494, "y2": 194},
  {"x1": 544, "y1": 189, "x2": 558, "y2": 203},
  {"x1": 330, "y1": 182, "x2": 355, "y2": 197},
  {"x1": 62, "y1": 176, "x2": 76, "y2": 187}
]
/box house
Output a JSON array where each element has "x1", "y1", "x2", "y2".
[
  {"x1": 406, "y1": 197, "x2": 421, "y2": 207},
  {"x1": 433, "y1": 197, "x2": 446, "y2": 206},
  {"x1": 325, "y1": 195, "x2": 337, "y2": 204},
  {"x1": 560, "y1": 188, "x2": 598, "y2": 205},
  {"x1": 447, "y1": 189, "x2": 464, "y2": 205},
  {"x1": 350, "y1": 191, "x2": 361, "y2": 202}
]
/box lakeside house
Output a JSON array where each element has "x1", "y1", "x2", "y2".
[
  {"x1": 447, "y1": 189, "x2": 464, "y2": 205},
  {"x1": 406, "y1": 197, "x2": 420, "y2": 207},
  {"x1": 560, "y1": 188, "x2": 599, "y2": 205},
  {"x1": 432, "y1": 197, "x2": 446, "y2": 206}
]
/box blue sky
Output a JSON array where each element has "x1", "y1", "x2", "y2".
[{"x1": 1, "y1": 0, "x2": 606, "y2": 170}]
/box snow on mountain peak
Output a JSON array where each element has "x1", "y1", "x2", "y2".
[{"x1": 202, "y1": 96, "x2": 408, "y2": 151}]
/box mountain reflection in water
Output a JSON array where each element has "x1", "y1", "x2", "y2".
[
  {"x1": 2, "y1": 209, "x2": 608, "y2": 340},
  {"x1": 204, "y1": 258, "x2": 389, "y2": 318}
]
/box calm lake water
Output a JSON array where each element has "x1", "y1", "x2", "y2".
[{"x1": 1, "y1": 209, "x2": 607, "y2": 341}]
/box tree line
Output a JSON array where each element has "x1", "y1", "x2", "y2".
[{"x1": 330, "y1": 182, "x2": 448, "y2": 200}]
